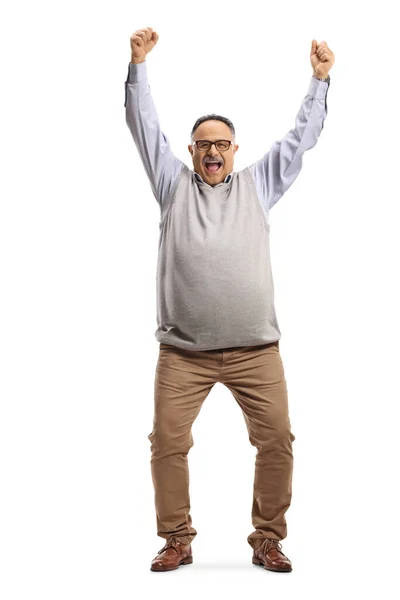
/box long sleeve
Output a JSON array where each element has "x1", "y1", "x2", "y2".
[
  {"x1": 124, "y1": 62, "x2": 185, "y2": 207},
  {"x1": 248, "y1": 76, "x2": 330, "y2": 212}
]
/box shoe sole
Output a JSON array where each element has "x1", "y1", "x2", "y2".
[
  {"x1": 150, "y1": 556, "x2": 193, "y2": 572},
  {"x1": 252, "y1": 557, "x2": 292, "y2": 572}
]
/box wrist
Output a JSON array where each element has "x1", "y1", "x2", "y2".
[
  {"x1": 131, "y1": 56, "x2": 146, "y2": 64},
  {"x1": 313, "y1": 72, "x2": 329, "y2": 81}
]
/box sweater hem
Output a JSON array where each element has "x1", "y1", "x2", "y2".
[{"x1": 157, "y1": 338, "x2": 280, "y2": 352}]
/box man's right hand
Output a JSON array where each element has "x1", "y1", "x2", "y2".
[{"x1": 130, "y1": 27, "x2": 159, "y2": 64}]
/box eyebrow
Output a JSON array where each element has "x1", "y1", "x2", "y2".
[{"x1": 193, "y1": 138, "x2": 232, "y2": 141}]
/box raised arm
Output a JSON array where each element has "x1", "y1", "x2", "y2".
[
  {"x1": 124, "y1": 28, "x2": 184, "y2": 207},
  {"x1": 248, "y1": 40, "x2": 335, "y2": 212}
]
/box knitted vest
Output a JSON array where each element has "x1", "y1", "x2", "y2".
[{"x1": 155, "y1": 164, "x2": 281, "y2": 351}]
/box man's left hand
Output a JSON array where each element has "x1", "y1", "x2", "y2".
[{"x1": 310, "y1": 40, "x2": 335, "y2": 78}]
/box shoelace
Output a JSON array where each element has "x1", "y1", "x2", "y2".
[
  {"x1": 258, "y1": 538, "x2": 283, "y2": 555},
  {"x1": 157, "y1": 537, "x2": 181, "y2": 555}
]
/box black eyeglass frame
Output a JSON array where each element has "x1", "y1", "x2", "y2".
[{"x1": 191, "y1": 140, "x2": 234, "y2": 152}]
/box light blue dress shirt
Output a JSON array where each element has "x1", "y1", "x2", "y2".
[{"x1": 124, "y1": 62, "x2": 330, "y2": 216}]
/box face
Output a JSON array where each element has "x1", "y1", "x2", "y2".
[{"x1": 188, "y1": 120, "x2": 239, "y2": 186}]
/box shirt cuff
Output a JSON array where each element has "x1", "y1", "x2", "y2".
[
  {"x1": 308, "y1": 75, "x2": 330, "y2": 100},
  {"x1": 126, "y1": 61, "x2": 148, "y2": 84}
]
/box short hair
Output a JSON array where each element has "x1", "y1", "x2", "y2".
[{"x1": 190, "y1": 114, "x2": 235, "y2": 141}]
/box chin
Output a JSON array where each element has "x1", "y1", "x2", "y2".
[{"x1": 204, "y1": 171, "x2": 225, "y2": 182}]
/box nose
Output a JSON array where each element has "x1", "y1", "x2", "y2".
[{"x1": 207, "y1": 143, "x2": 220, "y2": 155}]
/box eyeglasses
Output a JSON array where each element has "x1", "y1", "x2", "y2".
[{"x1": 192, "y1": 140, "x2": 233, "y2": 152}]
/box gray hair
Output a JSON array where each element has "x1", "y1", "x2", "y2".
[{"x1": 190, "y1": 114, "x2": 235, "y2": 141}]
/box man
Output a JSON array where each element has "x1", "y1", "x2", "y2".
[{"x1": 124, "y1": 27, "x2": 334, "y2": 573}]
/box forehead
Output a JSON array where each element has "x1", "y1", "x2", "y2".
[{"x1": 194, "y1": 120, "x2": 232, "y2": 140}]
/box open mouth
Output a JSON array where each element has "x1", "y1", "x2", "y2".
[{"x1": 204, "y1": 160, "x2": 223, "y2": 173}]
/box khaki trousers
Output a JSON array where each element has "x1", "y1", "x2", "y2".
[{"x1": 148, "y1": 340, "x2": 296, "y2": 550}]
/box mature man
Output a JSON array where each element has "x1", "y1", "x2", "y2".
[{"x1": 124, "y1": 27, "x2": 334, "y2": 573}]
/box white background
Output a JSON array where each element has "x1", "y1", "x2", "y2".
[{"x1": 1, "y1": 0, "x2": 400, "y2": 598}]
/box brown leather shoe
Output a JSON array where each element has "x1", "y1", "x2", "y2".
[
  {"x1": 252, "y1": 538, "x2": 292, "y2": 572},
  {"x1": 150, "y1": 537, "x2": 193, "y2": 572}
]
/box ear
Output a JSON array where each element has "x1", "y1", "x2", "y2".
[
  {"x1": 188, "y1": 144, "x2": 193, "y2": 156},
  {"x1": 234, "y1": 144, "x2": 239, "y2": 153}
]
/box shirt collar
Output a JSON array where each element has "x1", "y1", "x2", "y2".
[{"x1": 194, "y1": 171, "x2": 233, "y2": 184}]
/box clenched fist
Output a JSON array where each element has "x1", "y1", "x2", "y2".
[
  {"x1": 130, "y1": 27, "x2": 159, "y2": 64},
  {"x1": 310, "y1": 40, "x2": 335, "y2": 79}
]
